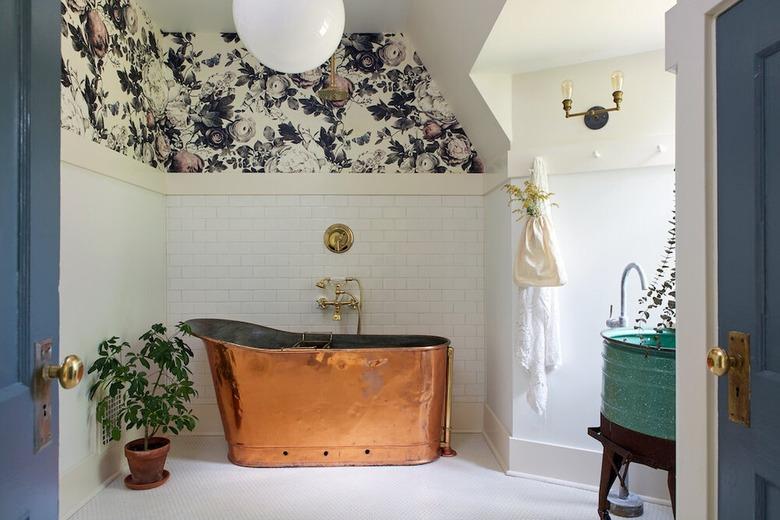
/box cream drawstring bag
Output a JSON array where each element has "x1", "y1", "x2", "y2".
[
  {"x1": 513, "y1": 158, "x2": 567, "y2": 287},
  {"x1": 513, "y1": 157, "x2": 566, "y2": 415}
]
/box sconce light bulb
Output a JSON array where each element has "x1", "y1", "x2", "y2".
[
  {"x1": 611, "y1": 70, "x2": 624, "y2": 92},
  {"x1": 561, "y1": 79, "x2": 574, "y2": 100}
]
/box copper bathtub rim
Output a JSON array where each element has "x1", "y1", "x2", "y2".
[{"x1": 191, "y1": 333, "x2": 451, "y2": 355}]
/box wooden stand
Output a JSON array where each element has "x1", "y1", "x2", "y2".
[{"x1": 588, "y1": 415, "x2": 676, "y2": 520}]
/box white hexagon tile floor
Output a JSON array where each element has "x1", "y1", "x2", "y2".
[{"x1": 70, "y1": 434, "x2": 674, "y2": 520}]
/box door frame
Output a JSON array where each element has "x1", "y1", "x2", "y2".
[{"x1": 666, "y1": 0, "x2": 740, "y2": 518}]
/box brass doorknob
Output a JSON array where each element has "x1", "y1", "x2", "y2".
[
  {"x1": 706, "y1": 347, "x2": 742, "y2": 377},
  {"x1": 42, "y1": 355, "x2": 84, "y2": 389}
]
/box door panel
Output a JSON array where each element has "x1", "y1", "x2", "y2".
[
  {"x1": 764, "y1": 46, "x2": 780, "y2": 374},
  {"x1": 717, "y1": 0, "x2": 780, "y2": 518},
  {"x1": 0, "y1": 0, "x2": 61, "y2": 519}
]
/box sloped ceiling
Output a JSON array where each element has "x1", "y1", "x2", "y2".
[
  {"x1": 474, "y1": 0, "x2": 675, "y2": 74},
  {"x1": 137, "y1": 0, "x2": 411, "y2": 33}
]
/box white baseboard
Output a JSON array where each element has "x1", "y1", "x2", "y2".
[
  {"x1": 482, "y1": 403, "x2": 510, "y2": 471},
  {"x1": 184, "y1": 401, "x2": 484, "y2": 437},
  {"x1": 482, "y1": 404, "x2": 671, "y2": 505},
  {"x1": 506, "y1": 468, "x2": 672, "y2": 508},
  {"x1": 506, "y1": 435, "x2": 670, "y2": 505},
  {"x1": 60, "y1": 444, "x2": 123, "y2": 519}
]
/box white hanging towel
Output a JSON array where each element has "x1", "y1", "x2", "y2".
[
  {"x1": 513, "y1": 157, "x2": 565, "y2": 415},
  {"x1": 514, "y1": 286, "x2": 561, "y2": 414}
]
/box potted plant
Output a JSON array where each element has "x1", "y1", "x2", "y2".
[{"x1": 89, "y1": 322, "x2": 198, "y2": 490}]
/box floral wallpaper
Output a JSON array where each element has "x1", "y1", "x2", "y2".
[{"x1": 60, "y1": 0, "x2": 483, "y2": 174}]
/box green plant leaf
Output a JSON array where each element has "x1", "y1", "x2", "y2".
[{"x1": 88, "y1": 323, "x2": 199, "y2": 446}]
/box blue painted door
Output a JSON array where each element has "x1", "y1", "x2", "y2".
[
  {"x1": 717, "y1": 0, "x2": 780, "y2": 517},
  {"x1": 0, "y1": 0, "x2": 62, "y2": 518}
]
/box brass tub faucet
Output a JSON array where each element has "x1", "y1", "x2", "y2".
[{"x1": 316, "y1": 278, "x2": 363, "y2": 334}]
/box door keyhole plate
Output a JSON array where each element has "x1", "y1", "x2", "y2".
[
  {"x1": 34, "y1": 339, "x2": 54, "y2": 452},
  {"x1": 727, "y1": 331, "x2": 751, "y2": 427}
]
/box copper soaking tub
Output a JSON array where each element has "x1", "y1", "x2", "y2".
[{"x1": 186, "y1": 319, "x2": 455, "y2": 467}]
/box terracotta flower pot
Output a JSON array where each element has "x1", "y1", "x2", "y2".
[{"x1": 124, "y1": 437, "x2": 170, "y2": 490}]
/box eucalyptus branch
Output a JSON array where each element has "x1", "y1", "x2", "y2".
[{"x1": 636, "y1": 191, "x2": 677, "y2": 331}]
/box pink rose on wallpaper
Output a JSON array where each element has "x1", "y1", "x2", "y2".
[
  {"x1": 423, "y1": 120, "x2": 442, "y2": 141},
  {"x1": 171, "y1": 150, "x2": 205, "y2": 173},
  {"x1": 327, "y1": 75, "x2": 354, "y2": 108},
  {"x1": 205, "y1": 128, "x2": 231, "y2": 149},
  {"x1": 292, "y1": 68, "x2": 324, "y2": 89},
  {"x1": 470, "y1": 156, "x2": 486, "y2": 174},
  {"x1": 439, "y1": 135, "x2": 473, "y2": 166},
  {"x1": 85, "y1": 10, "x2": 109, "y2": 58}
]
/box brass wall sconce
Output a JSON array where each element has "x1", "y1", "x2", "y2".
[{"x1": 561, "y1": 71, "x2": 624, "y2": 130}]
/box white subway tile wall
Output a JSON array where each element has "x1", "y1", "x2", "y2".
[{"x1": 166, "y1": 195, "x2": 486, "y2": 408}]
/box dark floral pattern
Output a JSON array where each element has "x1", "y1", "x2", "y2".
[{"x1": 61, "y1": 0, "x2": 483, "y2": 174}]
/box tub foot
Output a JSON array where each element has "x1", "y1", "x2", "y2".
[{"x1": 440, "y1": 446, "x2": 457, "y2": 457}]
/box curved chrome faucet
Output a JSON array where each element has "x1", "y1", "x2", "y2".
[
  {"x1": 604, "y1": 262, "x2": 649, "y2": 516},
  {"x1": 606, "y1": 263, "x2": 647, "y2": 329}
]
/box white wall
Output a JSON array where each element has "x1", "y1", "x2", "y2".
[
  {"x1": 512, "y1": 50, "x2": 674, "y2": 154},
  {"x1": 483, "y1": 186, "x2": 514, "y2": 454},
  {"x1": 59, "y1": 160, "x2": 166, "y2": 518},
  {"x1": 480, "y1": 49, "x2": 677, "y2": 501},
  {"x1": 166, "y1": 194, "x2": 486, "y2": 433},
  {"x1": 514, "y1": 167, "x2": 675, "y2": 445},
  {"x1": 472, "y1": 73, "x2": 513, "y2": 140}
]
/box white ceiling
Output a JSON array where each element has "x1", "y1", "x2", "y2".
[
  {"x1": 138, "y1": 0, "x2": 673, "y2": 75},
  {"x1": 137, "y1": 0, "x2": 411, "y2": 34},
  {"x1": 473, "y1": 0, "x2": 676, "y2": 74}
]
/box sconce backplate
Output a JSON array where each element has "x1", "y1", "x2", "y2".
[
  {"x1": 584, "y1": 106, "x2": 609, "y2": 130},
  {"x1": 324, "y1": 224, "x2": 354, "y2": 254}
]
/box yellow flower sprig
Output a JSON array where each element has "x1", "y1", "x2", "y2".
[{"x1": 503, "y1": 181, "x2": 557, "y2": 219}]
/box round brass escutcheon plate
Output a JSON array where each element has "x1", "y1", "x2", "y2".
[{"x1": 324, "y1": 224, "x2": 354, "y2": 254}]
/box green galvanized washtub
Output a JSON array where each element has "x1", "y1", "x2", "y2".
[{"x1": 601, "y1": 329, "x2": 676, "y2": 440}]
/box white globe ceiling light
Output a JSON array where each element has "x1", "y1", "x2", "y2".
[{"x1": 232, "y1": 0, "x2": 346, "y2": 74}]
